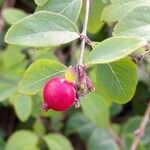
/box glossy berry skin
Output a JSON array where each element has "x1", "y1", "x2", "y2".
[{"x1": 43, "y1": 77, "x2": 76, "y2": 111}]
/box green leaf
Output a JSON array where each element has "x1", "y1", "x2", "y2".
[
  {"x1": 146, "y1": 143, "x2": 150, "y2": 150},
  {"x1": 5, "y1": 130, "x2": 38, "y2": 150},
  {"x1": 44, "y1": 134, "x2": 73, "y2": 150},
  {"x1": 101, "y1": 0, "x2": 150, "y2": 23},
  {"x1": 10, "y1": 94, "x2": 32, "y2": 122},
  {"x1": 95, "y1": 58, "x2": 138, "y2": 104},
  {"x1": 102, "y1": 0, "x2": 109, "y2": 4},
  {"x1": 0, "y1": 83, "x2": 16, "y2": 102},
  {"x1": 36, "y1": 0, "x2": 82, "y2": 22},
  {"x1": 1, "y1": 45, "x2": 27, "y2": 78},
  {"x1": 0, "y1": 138, "x2": 5, "y2": 150},
  {"x1": 123, "y1": 117, "x2": 150, "y2": 145},
  {"x1": 113, "y1": 6, "x2": 150, "y2": 41},
  {"x1": 0, "y1": 0, "x2": 4, "y2": 6},
  {"x1": 81, "y1": 92, "x2": 110, "y2": 128},
  {"x1": 5, "y1": 11, "x2": 79, "y2": 47},
  {"x1": 65, "y1": 112, "x2": 95, "y2": 140},
  {"x1": 35, "y1": 0, "x2": 48, "y2": 6},
  {"x1": 18, "y1": 59, "x2": 66, "y2": 95},
  {"x1": 2, "y1": 8, "x2": 27, "y2": 25},
  {"x1": 29, "y1": 48, "x2": 57, "y2": 61},
  {"x1": 86, "y1": 36, "x2": 146, "y2": 66},
  {"x1": 2, "y1": 45, "x2": 25, "y2": 69},
  {"x1": 88, "y1": 128, "x2": 119, "y2": 150},
  {"x1": 80, "y1": 0, "x2": 104, "y2": 33}
]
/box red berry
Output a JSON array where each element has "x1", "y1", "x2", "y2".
[{"x1": 43, "y1": 77, "x2": 77, "y2": 111}]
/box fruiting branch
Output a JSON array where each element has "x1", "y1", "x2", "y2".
[
  {"x1": 130, "y1": 102, "x2": 150, "y2": 150},
  {"x1": 78, "y1": 0, "x2": 90, "y2": 65},
  {"x1": 76, "y1": 0, "x2": 95, "y2": 107}
]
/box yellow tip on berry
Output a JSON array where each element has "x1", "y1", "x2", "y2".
[{"x1": 65, "y1": 66, "x2": 76, "y2": 82}]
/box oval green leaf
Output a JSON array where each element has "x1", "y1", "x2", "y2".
[
  {"x1": 95, "y1": 58, "x2": 138, "y2": 104},
  {"x1": 114, "y1": 6, "x2": 150, "y2": 41},
  {"x1": 11, "y1": 94, "x2": 32, "y2": 122},
  {"x1": 36, "y1": 0, "x2": 82, "y2": 22},
  {"x1": 101, "y1": 0, "x2": 150, "y2": 23},
  {"x1": 88, "y1": 128, "x2": 119, "y2": 150},
  {"x1": 5, "y1": 130, "x2": 38, "y2": 150},
  {"x1": 86, "y1": 36, "x2": 146, "y2": 66},
  {"x1": 0, "y1": 83, "x2": 16, "y2": 102},
  {"x1": 3, "y1": 45, "x2": 26, "y2": 68},
  {"x1": 44, "y1": 134, "x2": 73, "y2": 150},
  {"x1": 18, "y1": 59, "x2": 66, "y2": 95},
  {"x1": 81, "y1": 92, "x2": 110, "y2": 128},
  {"x1": 5, "y1": 11, "x2": 79, "y2": 47},
  {"x1": 65, "y1": 112, "x2": 95, "y2": 140},
  {"x1": 2, "y1": 8, "x2": 27, "y2": 25}
]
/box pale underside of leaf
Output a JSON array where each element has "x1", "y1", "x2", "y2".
[
  {"x1": 113, "y1": 6, "x2": 150, "y2": 41},
  {"x1": 5, "y1": 11, "x2": 79, "y2": 47},
  {"x1": 2, "y1": 8, "x2": 27, "y2": 25},
  {"x1": 6, "y1": 31, "x2": 79, "y2": 47},
  {"x1": 101, "y1": 0, "x2": 150, "y2": 23},
  {"x1": 86, "y1": 36, "x2": 147, "y2": 66},
  {"x1": 36, "y1": 0, "x2": 82, "y2": 22}
]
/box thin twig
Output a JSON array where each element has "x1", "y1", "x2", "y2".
[
  {"x1": 130, "y1": 102, "x2": 150, "y2": 150},
  {"x1": 132, "y1": 43, "x2": 150, "y2": 63},
  {"x1": 78, "y1": 0, "x2": 90, "y2": 65},
  {"x1": 108, "y1": 127, "x2": 124, "y2": 150}
]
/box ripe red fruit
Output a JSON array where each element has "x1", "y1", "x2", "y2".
[{"x1": 43, "y1": 77, "x2": 77, "y2": 111}]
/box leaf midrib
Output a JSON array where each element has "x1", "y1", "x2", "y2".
[
  {"x1": 108, "y1": 64, "x2": 127, "y2": 98},
  {"x1": 87, "y1": 40, "x2": 145, "y2": 65},
  {"x1": 13, "y1": 31, "x2": 77, "y2": 39},
  {"x1": 22, "y1": 70, "x2": 65, "y2": 88},
  {"x1": 59, "y1": 0, "x2": 78, "y2": 14}
]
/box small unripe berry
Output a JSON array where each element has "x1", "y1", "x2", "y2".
[{"x1": 43, "y1": 77, "x2": 76, "y2": 111}]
